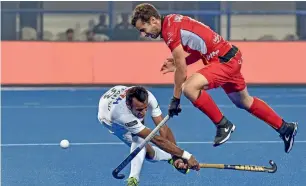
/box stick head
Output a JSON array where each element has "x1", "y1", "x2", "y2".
[
  {"x1": 112, "y1": 169, "x2": 125, "y2": 179},
  {"x1": 267, "y1": 160, "x2": 277, "y2": 173}
]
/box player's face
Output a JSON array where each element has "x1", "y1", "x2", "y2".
[
  {"x1": 130, "y1": 98, "x2": 148, "y2": 119},
  {"x1": 135, "y1": 17, "x2": 161, "y2": 39}
]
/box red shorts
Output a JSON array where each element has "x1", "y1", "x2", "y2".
[{"x1": 197, "y1": 49, "x2": 246, "y2": 94}]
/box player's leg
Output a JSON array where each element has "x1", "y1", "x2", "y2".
[
  {"x1": 139, "y1": 119, "x2": 172, "y2": 162},
  {"x1": 220, "y1": 50, "x2": 298, "y2": 153},
  {"x1": 99, "y1": 122, "x2": 144, "y2": 185},
  {"x1": 225, "y1": 86, "x2": 298, "y2": 153},
  {"x1": 182, "y1": 65, "x2": 236, "y2": 147},
  {"x1": 145, "y1": 145, "x2": 172, "y2": 162},
  {"x1": 127, "y1": 135, "x2": 147, "y2": 185}
]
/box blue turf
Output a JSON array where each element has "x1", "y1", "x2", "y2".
[{"x1": 2, "y1": 87, "x2": 306, "y2": 186}]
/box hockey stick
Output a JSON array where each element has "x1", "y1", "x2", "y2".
[
  {"x1": 112, "y1": 115, "x2": 170, "y2": 179},
  {"x1": 200, "y1": 160, "x2": 277, "y2": 173}
]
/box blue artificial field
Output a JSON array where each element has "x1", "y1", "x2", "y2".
[{"x1": 2, "y1": 86, "x2": 306, "y2": 186}]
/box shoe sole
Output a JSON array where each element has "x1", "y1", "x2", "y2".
[
  {"x1": 286, "y1": 122, "x2": 298, "y2": 153},
  {"x1": 213, "y1": 125, "x2": 236, "y2": 147}
]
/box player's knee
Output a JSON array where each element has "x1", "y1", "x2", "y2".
[
  {"x1": 183, "y1": 73, "x2": 209, "y2": 101},
  {"x1": 232, "y1": 96, "x2": 253, "y2": 110},
  {"x1": 144, "y1": 144, "x2": 155, "y2": 161},
  {"x1": 145, "y1": 152, "x2": 157, "y2": 163},
  {"x1": 232, "y1": 100, "x2": 246, "y2": 109},
  {"x1": 182, "y1": 82, "x2": 189, "y2": 97},
  {"x1": 145, "y1": 150, "x2": 155, "y2": 159},
  {"x1": 182, "y1": 82, "x2": 196, "y2": 99}
]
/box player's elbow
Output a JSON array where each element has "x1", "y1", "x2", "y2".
[{"x1": 182, "y1": 80, "x2": 196, "y2": 99}]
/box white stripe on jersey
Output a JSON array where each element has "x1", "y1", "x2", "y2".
[{"x1": 180, "y1": 29, "x2": 207, "y2": 54}]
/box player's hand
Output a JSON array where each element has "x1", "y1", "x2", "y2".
[
  {"x1": 187, "y1": 155, "x2": 200, "y2": 171},
  {"x1": 173, "y1": 157, "x2": 188, "y2": 169},
  {"x1": 168, "y1": 97, "x2": 182, "y2": 117},
  {"x1": 160, "y1": 58, "x2": 176, "y2": 74}
]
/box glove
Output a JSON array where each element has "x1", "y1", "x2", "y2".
[
  {"x1": 168, "y1": 156, "x2": 190, "y2": 174},
  {"x1": 168, "y1": 97, "x2": 182, "y2": 117}
]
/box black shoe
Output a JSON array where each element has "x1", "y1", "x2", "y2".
[
  {"x1": 278, "y1": 122, "x2": 298, "y2": 153},
  {"x1": 213, "y1": 117, "x2": 236, "y2": 147}
]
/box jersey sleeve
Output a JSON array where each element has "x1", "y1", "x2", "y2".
[
  {"x1": 114, "y1": 113, "x2": 145, "y2": 135},
  {"x1": 147, "y1": 90, "x2": 162, "y2": 117},
  {"x1": 162, "y1": 15, "x2": 182, "y2": 51}
]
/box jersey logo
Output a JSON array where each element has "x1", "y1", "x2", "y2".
[
  {"x1": 206, "y1": 50, "x2": 220, "y2": 61},
  {"x1": 125, "y1": 120, "x2": 138, "y2": 127},
  {"x1": 166, "y1": 32, "x2": 174, "y2": 46},
  {"x1": 167, "y1": 38, "x2": 173, "y2": 46},
  {"x1": 213, "y1": 34, "x2": 221, "y2": 44}
]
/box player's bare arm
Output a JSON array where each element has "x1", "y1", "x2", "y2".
[
  {"x1": 172, "y1": 44, "x2": 187, "y2": 99},
  {"x1": 152, "y1": 114, "x2": 177, "y2": 145},
  {"x1": 167, "y1": 45, "x2": 186, "y2": 117},
  {"x1": 152, "y1": 115, "x2": 191, "y2": 171},
  {"x1": 136, "y1": 127, "x2": 200, "y2": 170}
]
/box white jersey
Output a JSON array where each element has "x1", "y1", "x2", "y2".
[{"x1": 98, "y1": 86, "x2": 162, "y2": 134}]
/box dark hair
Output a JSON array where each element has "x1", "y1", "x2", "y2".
[
  {"x1": 126, "y1": 86, "x2": 149, "y2": 106},
  {"x1": 66, "y1": 28, "x2": 74, "y2": 34},
  {"x1": 131, "y1": 3, "x2": 161, "y2": 27}
]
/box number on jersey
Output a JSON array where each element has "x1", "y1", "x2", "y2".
[{"x1": 104, "y1": 87, "x2": 127, "y2": 110}]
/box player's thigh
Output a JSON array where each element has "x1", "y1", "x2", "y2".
[
  {"x1": 221, "y1": 71, "x2": 246, "y2": 95},
  {"x1": 184, "y1": 72, "x2": 209, "y2": 90},
  {"x1": 102, "y1": 122, "x2": 133, "y2": 147},
  {"x1": 182, "y1": 72, "x2": 209, "y2": 100},
  {"x1": 220, "y1": 51, "x2": 247, "y2": 96},
  {"x1": 131, "y1": 135, "x2": 155, "y2": 158},
  {"x1": 196, "y1": 62, "x2": 230, "y2": 91}
]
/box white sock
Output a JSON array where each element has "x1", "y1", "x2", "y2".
[
  {"x1": 148, "y1": 146, "x2": 172, "y2": 162},
  {"x1": 128, "y1": 136, "x2": 146, "y2": 182}
]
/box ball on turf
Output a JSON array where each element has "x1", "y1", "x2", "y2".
[{"x1": 60, "y1": 139, "x2": 70, "y2": 149}]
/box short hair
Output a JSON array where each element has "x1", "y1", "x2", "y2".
[
  {"x1": 126, "y1": 86, "x2": 149, "y2": 106},
  {"x1": 131, "y1": 3, "x2": 161, "y2": 27},
  {"x1": 66, "y1": 28, "x2": 74, "y2": 34}
]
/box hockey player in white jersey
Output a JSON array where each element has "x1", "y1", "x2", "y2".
[{"x1": 98, "y1": 86, "x2": 199, "y2": 186}]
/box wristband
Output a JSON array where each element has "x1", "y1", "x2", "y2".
[{"x1": 182, "y1": 151, "x2": 192, "y2": 160}]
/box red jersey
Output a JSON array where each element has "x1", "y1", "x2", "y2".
[{"x1": 161, "y1": 14, "x2": 232, "y2": 65}]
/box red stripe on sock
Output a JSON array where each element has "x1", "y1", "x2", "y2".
[
  {"x1": 192, "y1": 91, "x2": 223, "y2": 124},
  {"x1": 248, "y1": 97, "x2": 283, "y2": 129}
]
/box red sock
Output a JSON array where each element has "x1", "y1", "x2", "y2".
[
  {"x1": 248, "y1": 97, "x2": 283, "y2": 129},
  {"x1": 192, "y1": 90, "x2": 223, "y2": 124}
]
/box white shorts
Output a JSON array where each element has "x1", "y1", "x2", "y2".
[{"x1": 101, "y1": 121, "x2": 142, "y2": 147}]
